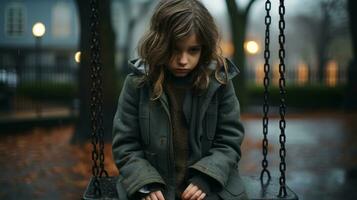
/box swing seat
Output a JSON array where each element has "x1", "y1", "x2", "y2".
[
  {"x1": 83, "y1": 175, "x2": 298, "y2": 200},
  {"x1": 83, "y1": 176, "x2": 118, "y2": 200},
  {"x1": 242, "y1": 176, "x2": 298, "y2": 200}
]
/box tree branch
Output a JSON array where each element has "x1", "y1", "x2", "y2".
[
  {"x1": 225, "y1": 0, "x2": 239, "y2": 17},
  {"x1": 245, "y1": 0, "x2": 259, "y2": 16}
]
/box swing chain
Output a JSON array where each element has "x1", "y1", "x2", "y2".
[
  {"x1": 260, "y1": 0, "x2": 271, "y2": 182},
  {"x1": 278, "y1": 0, "x2": 287, "y2": 197},
  {"x1": 90, "y1": 0, "x2": 108, "y2": 196}
]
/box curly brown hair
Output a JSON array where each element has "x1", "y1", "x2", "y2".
[{"x1": 138, "y1": 0, "x2": 228, "y2": 100}]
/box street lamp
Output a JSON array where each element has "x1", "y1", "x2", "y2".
[
  {"x1": 32, "y1": 22, "x2": 45, "y2": 80},
  {"x1": 32, "y1": 22, "x2": 46, "y2": 37},
  {"x1": 245, "y1": 40, "x2": 259, "y2": 55},
  {"x1": 74, "y1": 51, "x2": 81, "y2": 63},
  {"x1": 32, "y1": 22, "x2": 46, "y2": 117}
]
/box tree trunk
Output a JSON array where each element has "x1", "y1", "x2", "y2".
[
  {"x1": 73, "y1": 0, "x2": 91, "y2": 143},
  {"x1": 72, "y1": 0, "x2": 117, "y2": 143},
  {"x1": 344, "y1": 0, "x2": 357, "y2": 109},
  {"x1": 348, "y1": 0, "x2": 357, "y2": 58},
  {"x1": 316, "y1": 6, "x2": 331, "y2": 84},
  {"x1": 225, "y1": 0, "x2": 248, "y2": 107},
  {"x1": 99, "y1": 0, "x2": 117, "y2": 142},
  {"x1": 120, "y1": 1, "x2": 155, "y2": 74},
  {"x1": 121, "y1": 18, "x2": 135, "y2": 75},
  {"x1": 316, "y1": 39, "x2": 328, "y2": 84}
]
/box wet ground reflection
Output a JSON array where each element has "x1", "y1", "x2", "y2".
[
  {"x1": 0, "y1": 127, "x2": 118, "y2": 200},
  {"x1": 0, "y1": 113, "x2": 356, "y2": 199},
  {"x1": 240, "y1": 113, "x2": 357, "y2": 200}
]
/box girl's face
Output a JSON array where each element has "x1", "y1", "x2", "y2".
[{"x1": 167, "y1": 34, "x2": 202, "y2": 77}]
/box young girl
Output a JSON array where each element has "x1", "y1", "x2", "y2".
[{"x1": 112, "y1": 0, "x2": 246, "y2": 199}]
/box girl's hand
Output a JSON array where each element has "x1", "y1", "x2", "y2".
[
  {"x1": 181, "y1": 183, "x2": 206, "y2": 200},
  {"x1": 142, "y1": 190, "x2": 165, "y2": 200}
]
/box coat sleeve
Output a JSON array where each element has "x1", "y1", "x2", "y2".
[
  {"x1": 189, "y1": 79, "x2": 245, "y2": 188},
  {"x1": 112, "y1": 75, "x2": 165, "y2": 197}
]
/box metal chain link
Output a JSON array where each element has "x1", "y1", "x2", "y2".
[
  {"x1": 90, "y1": 0, "x2": 108, "y2": 196},
  {"x1": 278, "y1": 0, "x2": 287, "y2": 197},
  {"x1": 260, "y1": 0, "x2": 271, "y2": 183}
]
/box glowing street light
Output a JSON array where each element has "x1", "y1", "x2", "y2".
[
  {"x1": 75, "y1": 51, "x2": 81, "y2": 63},
  {"x1": 31, "y1": 22, "x2": 46, "y2": 81},
  {"x1": 245, "y1": 40, "x2": 259, "y2": 55},
  {"x1": 32, "y1": 22, "x2": 46, "y2": 117},
  {"x1": 32, "y1": 22, "x2": 46, "y2": 38}
]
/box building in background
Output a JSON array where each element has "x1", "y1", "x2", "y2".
[{"x1": 0, "y1": 0, "x2": 82, "y2": 86}]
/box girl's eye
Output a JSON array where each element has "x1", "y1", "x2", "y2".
[{"x1": 189, "y1": 47, "x2": 201, "y2": 53}]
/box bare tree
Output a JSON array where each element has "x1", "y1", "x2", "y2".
[
  {"x1": 73, "y1": 0, "x2": 117, "y2": 143},
  {"x1": 120, "y1": 0, "x2": 156, "y2": 74},
  {"x1": 294, "y1": 0, "x2": 348, "y2": 83},
  {"x1": 348, "y1": 0, "x2": 357, "y2": 59},
  {"x1": 225, "y1": 0, "x2": 259, "y2": 105},
  {"x1": 345, "y1": 0, "x2": 357, "y2": 109}
]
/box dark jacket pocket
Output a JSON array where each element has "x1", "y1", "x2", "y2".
[{"x1": 205, "y1": 103, "x2": 217, "y2": 140}]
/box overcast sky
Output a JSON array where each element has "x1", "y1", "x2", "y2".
[
  {"x1": 202, "y1": 0, "x2": 304, "y2": 17},
  {"x1": 198, "y1": 0, "x2": 308, "y2": 40}
]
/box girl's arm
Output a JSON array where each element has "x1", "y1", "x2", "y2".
[
  {"x1": 189, "y1": 79, "x2": 245, "y2": 189},
  {"x1": 112, "y1": 75, "x2": 165, "y2": 198}
]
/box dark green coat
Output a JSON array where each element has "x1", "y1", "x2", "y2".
[{"x1": 112, "y1": 59, "x2": 246, "y2": 199}]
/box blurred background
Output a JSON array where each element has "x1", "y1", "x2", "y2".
[{"x1": 0, "y1": 0, "x2": 356, "y2": 199}]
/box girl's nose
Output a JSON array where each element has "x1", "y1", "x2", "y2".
[{"x1": 178, "y1": 53, "x2": 188, "y2": 66}]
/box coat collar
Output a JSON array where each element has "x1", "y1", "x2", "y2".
[{"x1": 129, "y1": 58, "x2": 240, "y2": 123}]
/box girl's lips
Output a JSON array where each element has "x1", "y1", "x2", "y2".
[
  {"x1": 174, "y1": 69, "x2": 190, "y2": 73},
  {"x1": 170, "y1": 68, "x2": 192, "y2": 76}
]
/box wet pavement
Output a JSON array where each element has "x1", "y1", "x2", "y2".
[
  {"x1": 0, "y1": 112, "x2": 356, "y2": 200},
  {"x1": 240, "y1": 112, "x2": 357, "y2": 200}
]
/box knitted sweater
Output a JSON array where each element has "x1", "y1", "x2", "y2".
[
  {"x1": 164, "y1": 73, "x2": 220, "y2": 200},
  {"x1": 164, "y1": 73, "x2": 191, "y2": 197}
]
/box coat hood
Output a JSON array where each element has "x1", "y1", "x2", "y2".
[{"x1": 128, "y1": 58, "x2": 240, "y2": 80}]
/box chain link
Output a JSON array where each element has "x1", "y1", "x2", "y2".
[
  {"x1": 260, "y1": 0, "x2": 271, "y2": 183},
  {"x1": 278, "y1": 0, "x2": 287, "y2": 197},
  {"x1": 90, "y1": 0, "x2": 108, "y2": 196}
]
